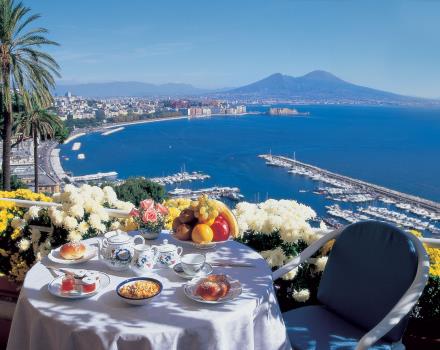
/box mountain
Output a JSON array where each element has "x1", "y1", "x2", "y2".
[
  {"x1": 54, "y1": 81, "x2": 210, "y2": 98},
  {"x1": 222, "y1": 70, "x2": 429, "y2": 104}
]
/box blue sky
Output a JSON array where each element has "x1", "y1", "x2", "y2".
[{"x1": 32, "y1": 0, "x2": 440, "y2": 98}]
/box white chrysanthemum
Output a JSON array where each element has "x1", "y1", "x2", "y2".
[
  {"x1": 103, "y1": 186, "x2": 118, "y2": 204},
  {"x1": 67, "y1": 230, "x2": 83, "y2": 242},
  {"x1": 90, "y1": 186, "x2": 104, "y2": 203},
  {"x1": 64, "y1": 184, "x2": 77, "y2": 193},
  {"x1": 110, "y1": 221, "x2": 121, "y2": 230},
  {"x1": 314, "y1": 256, "x2": 328, "y2": 273},
  {"x1": 63, "y1": 216, "x2": 78, "y2": 230},
  {"x1": 48, "y1": 207, "x2": 64, "y2": 227},
  {"x1": 52, "y1": 192, "x2": 62, "y2": 203},
  {"x1": 115, "y1": 200, "x2": 134, "y2": 211},
  {"x1": 282, "y1": 267, "x2": 298, "y2": 281},
  {"x1": 69, "y1": 204, "x2": 85, "y2": 219},
  {"x1": 292, "y1": 289, "x2": 310, "y2": 303},
  {"x1": 260, "y1": 247, "x2": 286, "y2": 268},
  {"x1": 83, "y1": 199, "x2": 97, "y2": 214},
  {"x1": 94, "y1": 208, "x2": 109, "y2": 222},
  {"x1": 11, "y1": 217, "x2": 25, "y2": 229},
  {"x1": 77, "y1": 221, "x2": 89, "y2": 234},
  {"x1": 88, "y1": 213, "x2": 102, "y2": 230},
  {"x1": 18, "y1": 238, "x2": 31, "y2": 252}
]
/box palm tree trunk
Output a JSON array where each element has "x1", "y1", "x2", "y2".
[
  {"x1": 1, "y1": 67, "x2": 12, "y2": 191},
  {"x1": 33, "y1": 127, "x2": 39, "y2": 193}
]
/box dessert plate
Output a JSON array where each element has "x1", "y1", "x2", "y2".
[
  {"x1": 48, "y1": 244, "x2": 97, "y2": 265},
  {"x1": 173, "y1": 262, "x2": 213, "y2": 280},
  {"x1": 48, "y1": 272, "x2": 110, "y2": 299},
  {"x1": 183, "y1": 275, "x2": 242, "y2": 304}
]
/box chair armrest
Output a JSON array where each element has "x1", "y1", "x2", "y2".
[
  {"x1": 355, "y1": 233, "x2": 430, "y2": 350},
  {"x1": 272, "y1": 227, "x2": 343, "y2": 281}
]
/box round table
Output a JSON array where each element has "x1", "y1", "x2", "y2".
[{"x1": 7, "y1": 232, "x2": 290, "y2": 350}]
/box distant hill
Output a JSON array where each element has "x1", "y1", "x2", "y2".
[
  {"x1": 222, "y1": 70, "x2": 430, "y2": 104},
  {"x1": 55, "y1": 81, "x2": 210, "y2": 98}
]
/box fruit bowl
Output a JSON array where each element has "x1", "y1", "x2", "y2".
[{"x1": 170, "y1": 197, "x2": 239, "y2": 249}]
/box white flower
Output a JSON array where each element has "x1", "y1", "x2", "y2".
[
  {"x1": 77, "y1": 221, "x2": 89, "y2": 234},
  {"x1": 110, "y1": 221, "x2": 121, "y2": 230},
  {"x1": 63, "y1": 216, "x2": 78, "y2": 230},
  {"x1": 48, "y1": 207, "x2": 64, "y2": 227},
  {"x1": 90, "y1": 186, "x2": 104, "y2": 203},
  {"x1": 88, "y1": 213, "x2": 102, "y2": 231},
  {"x1": 11, "y1": 217, "x2": 25, "y2": 229},
  {"x1": 28, "y1": 205, "x2": 41, "y2": 219},
  {"x1": 282, "y1": 266, "x2": 298, "y2": 281},
  {"x1": 18, "y1": 238, "x2": 31, "y2": 252},
  {"x1": 115, "y1": 200, "x2": 134, "y2": 211},
  {"x1": 260, "y1": 247, "x2": 286, "y2": 268},
  {"x1": 68, "y1": 230, "x2": 83, "y2": 242},
  {"x1": 64, "y1": 184, "x2": 76, "y2": 193},
  {"x1": 83, "y1": 199, "x2": 98, "y2": 214},
  {"x1": 292, "y1": 289, "x2": 310, "y2": 303},
  {"x1": 52, "y1": 192, "x2": 62, "y2": 203},
  {"x1": 103, "y1": 186, "x2": 118, "y2": 205},
  {"x1": 314, "y1": 256, "x2": 328, "y2": 273},
  {"x1": 69, "y1": 204, "x2": 85, "y2": 219}
]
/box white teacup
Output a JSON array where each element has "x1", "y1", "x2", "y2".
[{"x1": 181, "y1": 254, "x2": 206, "y2": 276}]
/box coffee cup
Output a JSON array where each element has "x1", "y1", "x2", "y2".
[{"x1": 181, "y1": 253, "x2": 206, "y2": 276}]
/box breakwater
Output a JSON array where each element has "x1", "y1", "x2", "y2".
[{"x1": 260, "y1": 154, "x2": 440, "y2": 213}]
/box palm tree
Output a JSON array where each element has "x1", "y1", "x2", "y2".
[
  {"x1": 0, "y1": 0, "x2": 60, "y2": 190},
  {"x1": 14, "y1": 99, "x2": 62, "y2": 192}
]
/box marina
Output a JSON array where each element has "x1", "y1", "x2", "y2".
[
  {"x1": 168, "y1": 186, "x2": 244, "y2": 201},
  {"x1": 149, "y1": 171, "x2": 210, "y2": 186},
  {"x1": 260, "y1": 154, "x2": 440, "y2": 235}
]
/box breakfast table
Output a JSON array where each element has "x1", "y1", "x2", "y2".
[{"x1": 7, "y1": 232, "x2": 291, "y2": 350}]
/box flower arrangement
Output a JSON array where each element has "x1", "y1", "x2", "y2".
[
  {"x1": 129, "y1": 199, "x2": 169, "y2": 236},
  {"x1": 163, "y1": 197, "x2": 192, "y2": 230},
  {"x1": 233, "y1": 199, "x2": 329, "y2": 308},
  {"x1": 0, "y1": 185, "x2": 134, "y2": 283}
]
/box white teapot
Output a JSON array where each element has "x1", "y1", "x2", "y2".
[
  {"x1": 99, "y1": 230, "x2": 145, "y2": 271},
  {"x1": 157, "y1": 239, "x2": 183, "y2": 267}
]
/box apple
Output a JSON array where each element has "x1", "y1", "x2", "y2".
[{"x1": 211, "y1": 216, "x2": 230, "y2": 241}]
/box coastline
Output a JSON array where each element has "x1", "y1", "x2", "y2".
[{"x1": 49, "y1": 114, "x2": 191, "y2": 185}]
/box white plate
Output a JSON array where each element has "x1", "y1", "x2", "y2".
[
  {"x1": 48, "y1": 272, "x2": 110, "y2": 299},
  {"x1": 170, "y1": 234, "x2": 232, "y2": 250},
  {"x1": 48, "y1": 244, "x2": 97, "y2": 265},
  {"x1": 173, "y1": 263, "x2": 213, "y2": 280},
  {"x1": 183, "y1": 275, "x2": 242, "y2": 304}
]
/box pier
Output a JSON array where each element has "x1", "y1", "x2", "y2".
[
  {"x1": 261, "y1": 154, "x2": 440, "y2": 213},
  {"x1": 101, "y1": 127, "x2": 124, "y2": 136},
  {"x1": 168, "y1": 186, "x2": 243, "y2": 201},
  {"x1": 70, "y1": 171, "x2": 118, "y2": 183},
  {"x1": 260, "y1": 154, "x2": 440, "y2": 235}
]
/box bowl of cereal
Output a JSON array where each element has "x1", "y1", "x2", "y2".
[{"x1": 116, "y1": 277, "x2": 162, "y2": 305}]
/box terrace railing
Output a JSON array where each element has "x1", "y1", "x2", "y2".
[{"x1": 1, "y1": 197, "x2": 439, "y2": 248}]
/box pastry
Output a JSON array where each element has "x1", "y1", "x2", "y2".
[{"x1": 59, "y1": 242, "x2": 86, "y2": 260}]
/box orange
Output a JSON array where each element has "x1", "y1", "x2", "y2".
[{"x1": 192, "y1": 224, "x2": 214, "y2": 243}]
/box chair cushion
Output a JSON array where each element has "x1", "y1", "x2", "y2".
[
  {"x1": 283, "y1": 305, "x2": 392, "y2": 350},
  {"x1": 317, "y1": 221, "x2": 418, "y2": 342}
]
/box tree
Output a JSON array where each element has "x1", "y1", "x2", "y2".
[
  {"x1": 0, "y1": 0, "x2": 60, "y2": 190},
  {"x1": 14, "y1": 99, "x2": 63, "y2": 192},
  {"x1": 107, "y1": 178, "x2": 166, "y2": 206}
]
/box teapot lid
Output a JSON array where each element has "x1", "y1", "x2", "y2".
[
  {"x1": 107, "y1": 231, "x2": 130, "y2": 244},
  {"x1": 158, "y1": 239, "x2": 177, "y2": 252}
]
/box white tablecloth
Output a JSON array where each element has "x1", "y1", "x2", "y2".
[{"x1": 7, "y1": 233, "x2": 290, "y2": 350}]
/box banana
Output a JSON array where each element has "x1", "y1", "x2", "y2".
[{"x1": 214, "y1": 200, "x2": 239, "y2": 238}]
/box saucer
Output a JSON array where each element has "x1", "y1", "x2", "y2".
[{"x1": 173, "y1": 263, "x2": 213, "y2": 279}]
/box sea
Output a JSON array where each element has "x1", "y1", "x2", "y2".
[{"x1": 59, "y1": 105, "x2": 440, "y2": 235}]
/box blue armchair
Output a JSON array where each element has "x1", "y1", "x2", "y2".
[{"x1": 273, "y1": 221, "x2": 430, "y2": 350}]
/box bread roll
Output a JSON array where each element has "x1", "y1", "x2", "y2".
[{"x1": 60, "y1": 242, "x2": 86, "y2": 260}]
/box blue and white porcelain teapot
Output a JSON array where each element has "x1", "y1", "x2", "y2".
[{"x1": 99, "y1": 230, "x2": 145, "y2": 271}]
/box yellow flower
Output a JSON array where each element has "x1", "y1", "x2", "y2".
[
  {"x1": 410, "y1": 230, "x2": 440, "y2": 277},
  {"x1": 11, "y1": 228, "x2": 22, "y2": 240}
]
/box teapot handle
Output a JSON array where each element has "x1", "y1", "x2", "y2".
[
  {"x1": 133, "y1": 235, "x2": 145, "y2": 245},
  {"x1": 98, "y1": 238, "x2": 108, "y2": 260}
]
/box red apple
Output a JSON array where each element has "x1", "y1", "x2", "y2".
[{"x1": 211, "y1": 217, "x2": 230, "y2": 241}]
